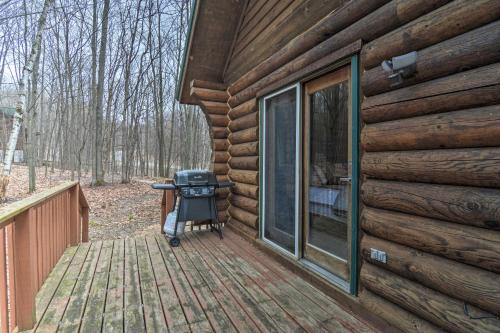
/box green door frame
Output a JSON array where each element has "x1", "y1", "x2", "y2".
[{"x1": 350, "y1": 54, "x2": 360, "y2": 296}]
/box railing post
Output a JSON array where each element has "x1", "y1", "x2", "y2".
[
  {"x1": 13, "y1": 209, "x2": 37, "y2": 331},
  {"x1": 69, "y1": 184, "x2": 80, "y2": 246},
  {"x1": 82, "y1": 206, "x2": 89, "y2": 242},
  {"x1": 161, "y1": 179, "x2": 174, "y2": 234},
  {"x1": 0, "y1": 229, "x2": 9, "y2": 333}
]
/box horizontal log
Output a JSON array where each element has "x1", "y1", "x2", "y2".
[
  {"x1": 213, "y1": 139, "x2": 229, "y2": 151},
  {"x1": 229, "y1": 127, "x2": 258, "y2": 145},
  {"x1": 216, "y1": 188, "x2": 230, "y2": 199},
  {"x1": 226, "y1": 0, "x2": 404, "y2": 95},
  {"x1": 216, "y1": 175, "x2": 229, "y2": 182},
  {"x1": 216, "y1": 199, "x2": 229, "y2": 211},
  {"x1": 362, "y1": 235, "x2": 500, "y2": 315},
  {"x1": 228, "y1": 99, "x2": 257, "y2": 120},
  {"x1": 214, "y1": 151, "x2": 230, "y2": 163},
  {"x1": 212, "y1": 126, "x2": 229, "y2": 139},
  {"x1": 361, "y1": 207, "x2": 500, "y2": 273},
  {"x1": 361, "y1": 263, "x2": 500, "y2": 333},
  {"x1": 232, "y1": 182, "x2": 259, "y2": 200},
  {"x1": 257, "y1": 41, "x2": 362, "y2": 98},
  {"x1": 230, "y1": 194, "x2": 258, "y2": 215},
  {"x1": 229, "y1": 156, "x2": 259, "y2": 171},
  {"x1": 362, "y1": 62, "x2": 500, "y2": 111},
  {"x1": 228, "y1": 0, "x2": 450, "y2": 107},
  {"x1": 213, "y1": 163, "x2": 228, "y2": 175},
  {"x1": 228, "y1": 169, "x2": 258, "y2": 185},
  {"x1": 218, "y1": 211, "x2": 228, "y2": 224},
  {"x1": 199, "y1": 100, "x2": 229, "y2": 115},
  {"x1": 361, "y1": 179, "x2": 500, "y2": 229},
  {"x1": 229, "y1": 112, "x2": 258, "y2": 132},
  {"x1": 190, "y1": 79, "x2": 227, "y2": 91},
  {"x1": 228, "y1": 205, "x2": 258, "y2": 229},
  {"x1": 362, "y1": 105, "x2": 500, "y2": 152},
  {"x1": 362, "y1": 148, "x2": 500, "y2": 188},
  {"x1": 208, "y1": 114, "x2": 229, "y2": 127},
  {"x1": 228, "y1": 141, "x2": 258, "y2": 157},
  {"x1": 190, "y1": 87, "x2": 229, "y2": 103},
  {"x1": 362, "y1": 0, "x2": 500, "y2": 69},
  {"x1": 363, "y1": 20, "x2": 500, "y2": 96},
  {"x1": 226, "y1": 217, "x2": 259, "y2": 240},
  {"x1": 362, "y1": 83, "x2": 500, "y2": 124},
  {"x1": 359, "y1": 289, "x2": 442, "y2": 333}
]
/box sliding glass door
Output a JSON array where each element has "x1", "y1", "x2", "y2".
[
  {"x1": 261, "y1": 85, "x2": 300, "y2": 255},
  {"x1": 260, "y1": 57, "x2": 359, "y2": 293},
  {"x1": 303, "y1": 66, "x2": 352, "y2": 281}
]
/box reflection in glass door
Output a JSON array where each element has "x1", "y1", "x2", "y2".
[
  {"x1": 262, "y1": 85, "x2": 300, "y2": 255},
  {"x1": 303, "y1": 66, "x2": 351, "y2": 281}
]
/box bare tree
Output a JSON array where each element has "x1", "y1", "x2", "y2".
[
  {"x1": 0, "y1": 0, "x2": 54, "y2": 199},
  {"x1": 92, "y1": 0, "x2": 110, "y2": 185},
  {"x1": 0, "y1": 0, "x2": 211, "y2": 194}
]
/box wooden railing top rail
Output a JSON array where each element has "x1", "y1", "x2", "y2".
[{"x1": 0, "y1": 181, "x2": 88, "y2": 228}]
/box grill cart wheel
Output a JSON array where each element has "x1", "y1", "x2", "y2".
[{"x1": 169, "y1": 237, "x2": 180, "y2": 247}]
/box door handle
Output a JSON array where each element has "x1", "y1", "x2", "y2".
[{"x1": 339, "y1": 177, "x2": 352, "y2": 184}]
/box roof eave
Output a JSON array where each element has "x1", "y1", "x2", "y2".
[{"x1": 175, "y1": 0, "x2": 199, "y2": 103}]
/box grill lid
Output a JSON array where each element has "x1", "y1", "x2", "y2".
[{"x1": 174, "y1": 169, "x2": 218, "y2": 186}]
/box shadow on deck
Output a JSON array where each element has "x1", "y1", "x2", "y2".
[{"x1": 33, "y1": 229, "x2": 377, "y2": 332}]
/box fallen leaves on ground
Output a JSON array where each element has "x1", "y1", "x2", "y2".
[{"x1": 2, "y1": 165, "x2": 165, "y2": 240}]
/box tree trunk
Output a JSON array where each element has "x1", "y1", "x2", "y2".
[
  {"x1": 27, "y1": 42, "x2": 42, "y2": 193},
  {"x1": 0, "y1": 0, "x2": 54, "y2": 199},
  {"x1": 92, "y1": 0, "x2": 110, "y2": 186}
]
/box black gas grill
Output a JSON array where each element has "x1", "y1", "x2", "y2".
[{"x1": 152, "y1": 170, "x2": 233, "y2": 247}]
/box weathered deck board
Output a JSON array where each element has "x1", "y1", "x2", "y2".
[
  {"x1": 182, "y1": 234, "x2": 282, "y2": 333},
  {"x1": 35, "y1": 242, "x2": 93, "y2": 332},
  {"x1": 145, "y1": 235, "x2": 189, "y2": 331},
  {"x1": 185, "y1": 233, "x2": 296, "y2": 333},
  {"x1": 136, "y1": 237, "x2": 168, "y2": 332},
  {"x1": 35, "y1": 246, "x2": 79, "y2": 320},
  {"x1": 222, "y1": 231, "x2": 376, "y2": 333},
  {"x1": 195, "y1": 232, "x2": 327, "y2": 332},
  {"x1": 124, "y1": 237, "x2": 146, "y2": 333},
  {"x1": 79, "y1": 240, "x2": 114, "y2": 332},
  {"x1": 103, "y1": 238, "x2": 125, "y2": 332},
  {"x1": 173, "y1": 236, "x2": 255, "y2": 332},
  {"x1": 57, "y1": 241, "x2": 103, "y2": 331},
  {"x1": 34, "y1": 229, "x2": 378, "y2": 333}
]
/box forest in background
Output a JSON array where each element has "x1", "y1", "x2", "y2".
[{"x1": 0, "y1": 0, "x2": 212, "y2": 192}]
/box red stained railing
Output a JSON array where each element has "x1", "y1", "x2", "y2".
[
  {"x1": 0, "y1": 181, "x2": 89, "y2": 332},
  {"x1": 160, "y1": 179, "x2": 175, "y2": 234}
]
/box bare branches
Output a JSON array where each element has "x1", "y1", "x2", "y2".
[
  {"x1": 0, "y1": 0, "x2": 54, "y2": 198},
  {"x1": 0, "y1": 0, "x2": 211, "y2": 193}
]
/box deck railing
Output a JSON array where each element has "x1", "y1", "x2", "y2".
[
  {"x1": 160, "y1": 179, "x2": 175, "y2": 233},
  {"x1": 0, "y1": 181, "x2": 89, "y2": 332}
]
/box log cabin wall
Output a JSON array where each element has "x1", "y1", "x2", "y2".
[
  {"x1": 223, "y1": 0, "x2": 350, "y2": 83},
  {"x1": 190, "y1": 80, "x2": 231, "y2": 224},
  {"x1": 226, "y1": 98, "x2": 259, "y2": 239},
  {"x1": 358, "y1": 2, "x2": 500, "y2": 330},
  {"x1": 216, "y1": 0, "x2": 500, "y2": 331}
]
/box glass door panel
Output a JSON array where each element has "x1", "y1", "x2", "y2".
[
  {"x1": 263, "y1": 87, "x2": 298, "y2": 254},
  {"x1": 303, "y1": 66, "x2": 351, "y2": 280}
]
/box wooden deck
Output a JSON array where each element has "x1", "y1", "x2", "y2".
[{"x1": 31, "y1": 229, "x2": 377, "y2": 333}]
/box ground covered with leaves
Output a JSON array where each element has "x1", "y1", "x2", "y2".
[{"x1": 2, "y1": 165, "x2": 164, "y2": 240}]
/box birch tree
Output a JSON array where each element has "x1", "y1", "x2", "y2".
[{"x1": 0, "y1": 0, "x2": 54, "y2": 199}]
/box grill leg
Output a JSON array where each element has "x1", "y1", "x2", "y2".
[{"x1": 210, "y1": 197, "x2": 223, "y2": 240}]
